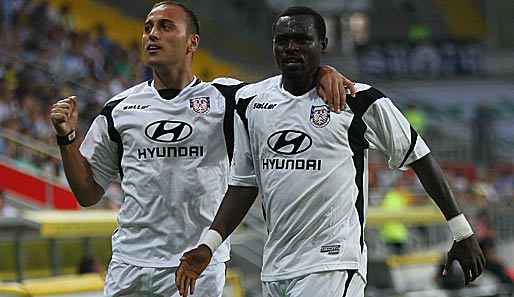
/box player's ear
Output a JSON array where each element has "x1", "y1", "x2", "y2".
[
  {"x1": 188, "y1": 34, "x2": 200, "y2": 53},
  {"x1": 320, "y1": 37, "x2": 328, "y2": 53}
]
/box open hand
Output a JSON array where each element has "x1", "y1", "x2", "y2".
[
  {"x1": 443, "y1": 235, "x2": 486, "y2": 286},
  {"x1": 175, "y1": 245, "x2": 212, "y2": 296}
]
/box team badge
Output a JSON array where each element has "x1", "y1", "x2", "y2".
[
  {"x1": 189, "y1": 97, "x2": 210, "y2": 114},
  {"x1": 310, "y1": 105, "x2": 330, "y2": 128}
]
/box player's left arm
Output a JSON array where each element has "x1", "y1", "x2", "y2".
[
  {"x1": 361, "y1": 92, "x2": 485, "y2": 286},
  {"x1": 410, "y1": 154, "x2": 485, "y2": 286},
  {"x1": 316, "y1": 65, "x2": 355, "y2": 113}
]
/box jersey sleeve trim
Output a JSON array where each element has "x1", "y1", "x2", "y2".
[
  {"x1": 399, "y1": 126, "x2": 418, "y2": 168},
  {"x1": 347, "y1": 86, "x2": 384, "y2": 117},
  {"x1": 213, "y1": 82, "x2": 248, "y2": 162},
  {"x1": 100, "y1": 97, "x2": 126, "y2": 179},
  {"x1": 235, "y1": 95, "x2": 255, "y2": 133}
]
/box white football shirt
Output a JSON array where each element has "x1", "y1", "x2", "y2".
[
  {"x1": 230, "y1": 75, "x2": 430, "y2": 281},
  {"x1": 80, "y1": 77, "x2": 246, "y2": 267}
]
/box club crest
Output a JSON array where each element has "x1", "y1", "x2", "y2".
[
  {"x1": 310, "y1": 105, "x2": 330, "y2": 128},
  {"x1": 189, "y1": 97, "x2": 210, "y2": 114}
]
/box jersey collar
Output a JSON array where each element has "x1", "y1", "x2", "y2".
[
  {"x1": 150, "y1": 76, "x2": 202, "y2": 100},
  {"x1": 279, "y1": 80, "x2": 318, "y2": 101}
]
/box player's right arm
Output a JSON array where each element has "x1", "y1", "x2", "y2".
[
  {"x1": 176, "y1": 185, "x2": 258, "y2": 297},
  {"x1": 176, "y1": 89, "x2": 259, "y2": 296},
  {"x1": 50, "y1": 96, "x2": 104, "y2": 207}
]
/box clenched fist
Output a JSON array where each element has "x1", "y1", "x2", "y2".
[{"x1": 50, "y1": 96, "x2": 78, "y2": 136}]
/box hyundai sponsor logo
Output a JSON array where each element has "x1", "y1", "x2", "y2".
[
  {"x1": 145, "y1": 120, "x2": 192, "y2": 143},
  {"x1": 267, "y1": 130, "x2": 312, "y2": 155}
]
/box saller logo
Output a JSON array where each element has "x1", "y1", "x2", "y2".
[
  {"x1": 145, "y1": 120, "x2": 192, "y2": 143},
  {"x1": 267, "y1": 130, "x2": 312, "y2": 155},
  {"x1": 320, "y1": 245, "x2": 341, "y2": 255}
]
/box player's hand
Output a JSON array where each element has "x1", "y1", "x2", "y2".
[
  {"x1": 50, "y1": 96, "x2": 78, "y2": 136},
  {"x1": 176, "y1": 245, "x2": 212, "y2": 296},
  {"x1": 443, "y1": 235, "x2": 485, "y2": 286},
  {"x1": 316, "y1": 65, "x2": 356, "y2": 114}
]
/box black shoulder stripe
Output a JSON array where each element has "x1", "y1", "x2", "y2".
[
  {"x1": 192, "y1": 78, "x2": 201, "y2": 87},
  {"x1": 213, "y1": 82, "x2": 248, "y2": 107},
  {"x1": 399, "y1": 126, "x2": 418, "y2": 168},
  {"x1": 347, "y1": 87, "x2": 386, "y2": 253},
  {"x1": 99, "y1": 97, "x2": 126, "y2": 179},
  {"x1": 236, "y1": 96, "x2": 255, "y2": 133},
  {"x1": 347, "y1": 86, "x2": 386, "y2": 163},
  {"x1": 100, "y1": 98, "x2": 125, "y2": 142},
  {"x1": 213, "y1": 82, "x2": 248, "y2": 162},
  {"x1": 351, "y1": 150, "x2": 366, "y2": 252},
  {"x1": 347, "y1": 86, "x2": 397, "y2": 252},
  {"x1": 347, "y1": 87, "x2": 385, "y2": 117}
]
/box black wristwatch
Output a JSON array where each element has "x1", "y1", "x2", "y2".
[{"x1": 56, "y1": 130, "x2": 76, "y2": 146}]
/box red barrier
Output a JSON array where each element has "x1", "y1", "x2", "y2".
[{"x1": 0, "y1": 162, "x2": 78, "y2": 210}]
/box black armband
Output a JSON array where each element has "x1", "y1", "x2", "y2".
[{"x1": 56, "y1": 130, "x2": 76, "y2": 146}]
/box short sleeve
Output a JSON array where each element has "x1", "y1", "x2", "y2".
[
  {"x1": 363, "y1": 98, "x2": 430, "y2": 170},
  {"x1": 228, "y1": 101, "x2": 258, "y2": 187},
  {"x1": 79, "y1": 115, "x2": 120, "y2": 191}
]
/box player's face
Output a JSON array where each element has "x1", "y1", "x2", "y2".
[
  {"x1": 142, "y1": 4, "x2": 196, "y2": 69},
  {"x1": 273, "y1": 14, "x2": 326, "y2": 79}
]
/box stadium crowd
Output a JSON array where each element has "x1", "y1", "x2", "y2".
[
  {"x1": 0, "y1": 0, "x2": 513, "y2": 210},
  {"x1": 0, "y1": 0, "x2": 148, "y2": 182}
]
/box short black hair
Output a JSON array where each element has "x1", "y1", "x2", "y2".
[
  {"x1": 272, "y1": 6, "x2": 326, "y2": 40},
  {"x1": 152, "y1": 1, "x2": 200, "y2": 35}
]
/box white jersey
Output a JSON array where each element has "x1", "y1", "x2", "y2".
[
  {"x1": 230, "y1": 76, "x2": 430, "y2": 282},
  {"x1": 80, "y1": 77, "x2": 246, "y2": 267}
]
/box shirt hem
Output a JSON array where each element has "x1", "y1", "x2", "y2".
[
  {"x1": 260, "y1": 262, "x2": 360, "y2": 282},
  {"x1": 111, "y1": 253, "x2": 230, "y2": 268}
]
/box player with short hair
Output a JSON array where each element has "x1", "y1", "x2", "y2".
[
  {"x1": 50, "y1": 1, "x2": 355, "y2": 296},
  {"x1": 176, "y1": 6, "x2": 485, "y2": 297}
]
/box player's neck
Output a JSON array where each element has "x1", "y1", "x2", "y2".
[
  {"x1": 152, "y1": 67, "x2": 194, "y2": 90},
  {"x1": 281, "y1": 77, "x2": 315, "y2": 96}
]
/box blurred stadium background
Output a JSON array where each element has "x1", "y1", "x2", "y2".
[{"x1": 0, "y1": 0, "x2": 513, "y2": 296}]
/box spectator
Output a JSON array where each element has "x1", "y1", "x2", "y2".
[
  {"x1": 0, "y1": 189, "x2": 19, "y2": 217},
  {"x1": 404, "y1": 102, "x2": 427, "y2": 136},
  {"x1": 472, "y1": 104, "x2": 495, "y2": 165},
  {"x1": 50, "y1": 3, "x2": 77, "y2": 33},
  {"x1": 475, "y1": 209, "x2": 514, "y2": 286},
  {"x1": 471, "y1": 174, "x2": 500, "y2": 207},
  {"x1": 78, "y1": 254, "x2": 104, "y2": 274},
  {"x1": 379, "y1": 179, "x2": 412, "y2": 254}
]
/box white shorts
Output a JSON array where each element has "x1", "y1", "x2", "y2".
[
  {"x1": 103, "y1": 259, "x2": 226, "y2": 297},
  {"x1": 262, "y1": 270, "x2": 365, "y2": 297}
]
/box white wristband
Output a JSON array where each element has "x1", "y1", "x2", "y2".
[
  {"x1": 447, "y1": 214, "x2": 474, "y2": 242},
  {"x1": 200, "y1": 229, "x2": 223, "y2": 254}
]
